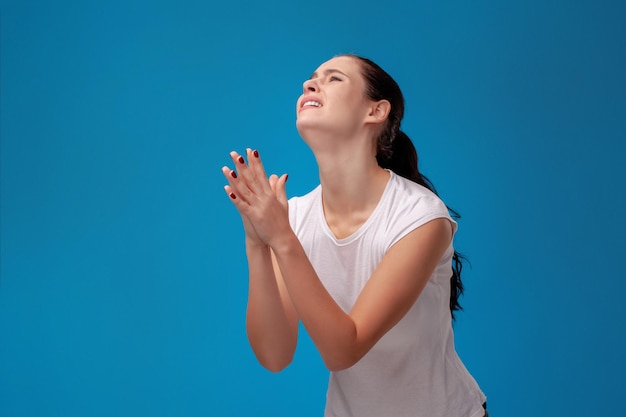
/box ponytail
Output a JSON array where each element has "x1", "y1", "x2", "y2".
[
  {"x1": 347, "y1": 53, "x2": 468, "y2": 321},
  {"x1": 377, "y1": 130, "x2": 467, "y2": 320}
]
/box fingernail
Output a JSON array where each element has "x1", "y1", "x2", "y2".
[
  {"x1": 229, "y1": 193, "x2": 237, "y2": 199},
  {"x1": 230, "y1": 170, "x2": 237, "y2": 179},
  {"x1": 285, "y1": 174, "x2": 289, "y2": 182},
  {"x1": 238, "y1": 156, "x2": 245, "y2": 164},
  {"x1": 253, "y1": 150, "x2": 259, "y2": 158}
]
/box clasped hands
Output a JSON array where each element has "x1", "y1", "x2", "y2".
[{"x1": 222, "y1": 149, "x2": 290, "y2": 248}]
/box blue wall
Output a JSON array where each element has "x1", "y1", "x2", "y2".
[{"x1": 1, "y1": 0, "x2": 624, "y2": 416}]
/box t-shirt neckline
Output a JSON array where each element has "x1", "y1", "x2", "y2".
[{"x1": 317, "y1": 170, "x2": 395, "y2": 246}]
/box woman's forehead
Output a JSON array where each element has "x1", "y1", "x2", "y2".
[{"x1": 315, "y1": 55, "x2": 360, "y2": 73}]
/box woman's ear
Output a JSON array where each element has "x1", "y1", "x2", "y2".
[{"x1": 365, "y1": 100, "x2": 391, "y2": 125}]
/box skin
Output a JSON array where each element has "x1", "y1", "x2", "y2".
[{"x1": 222, "y1": 56, "x2": 453, "y2": 372}]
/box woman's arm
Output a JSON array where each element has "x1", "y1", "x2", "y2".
[
  {"x1": 223, "y1": 149, "x2": 451, "y2": 371},
  {"x1": 222, "y1": 153, "x2": 298, "y2": 372},
  {"x1": 271, "y1": 217, "x2": 452, "y2": 371},
  {"x1": 244, "y1": 241, "x2": 299, "y2": 372}
]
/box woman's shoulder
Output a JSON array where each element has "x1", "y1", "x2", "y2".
[
  {"x1": 388, "y1": 171, "x2": 443, "y2": 206},
  {"x1": 385, "y1": 171, "x2": 453, "y2": 224},
  {"x1": 382, "y1": 171, "x2": 457, "y2": 243}
]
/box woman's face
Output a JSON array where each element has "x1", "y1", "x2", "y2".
[{"x1": 296, "y1": 56, "x2": 373, "y2": 138}]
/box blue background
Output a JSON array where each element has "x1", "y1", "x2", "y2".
[{"x1": 1, "y1": 0, "x2": 624, "y2": 416}]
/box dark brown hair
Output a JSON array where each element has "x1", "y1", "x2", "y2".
[{"x1": 346, "y1": 54, "x2": 467, "y2": 320}]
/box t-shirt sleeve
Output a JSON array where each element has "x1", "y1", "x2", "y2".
[{"x1": 385, "y1": 194, "x2": 457, "y2": 252}]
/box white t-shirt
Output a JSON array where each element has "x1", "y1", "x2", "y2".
[{"x1": 288, "y1": 170, "x2": 486, "y2": 417}]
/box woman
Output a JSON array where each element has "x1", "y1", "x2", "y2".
[{"x1": 222, "y1": 55, "x2": 487, "y2": 417}]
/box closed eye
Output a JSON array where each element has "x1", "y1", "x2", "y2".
[{"x1": 329, "y1": 76, "x2": 342, "y2": 82}]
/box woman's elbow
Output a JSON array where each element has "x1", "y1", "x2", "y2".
[
  {"x1": 255, "y1": 351, "x2": 294, "y2": 373},
  {"x1": 264, "y1": 361, "x2": 290, "y2": 373},
  {"x1": 323, "y1": 352, "x2": 362, "y2": 372}
]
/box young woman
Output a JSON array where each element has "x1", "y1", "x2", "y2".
[{"x1": 222, "y1": 55, "x2": 487, "y2": 417}]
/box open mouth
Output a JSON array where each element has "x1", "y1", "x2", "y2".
[{"x1": 302, "y1": 100, "x2": 322, "y2": 108}]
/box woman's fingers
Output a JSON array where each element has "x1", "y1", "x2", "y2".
[
  {"x1": 230, "y1": 151, "x2": 249, "y2": 180},
  {"x1": 246, "y1": 148, "x2": 270, "y2": 189},
  {"x1": 224, "y1": 148, "x2": 285, "y2": 207},
  {"x1": 228, "y1": 149, "x2": 273, "y2": 196},
  {"x1": 223, "y1": 150, "x2": 259, "y2": 203},
  {"x1": 276, "y1": 173, "x2": 289, "y2": 208},
  {"x1": 226, "y1": 151, "x2": 259, "y2": 201},
  {"x1": 268, "y1": 173, "x2": 288, "y2": 206},
  {"x1": 269, "y1": 174, "x2": 279, "y2": 193},
  {"x1": 222, "y1": 165, "x2": 248, "y2": 204},
  {"x1": 222, "y1": 150, "x2": 290, "y2": 245}
]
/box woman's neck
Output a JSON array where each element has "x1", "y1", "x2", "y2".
[{"x1": 314, "y1": 144, "x2": 390, "y2": 225}]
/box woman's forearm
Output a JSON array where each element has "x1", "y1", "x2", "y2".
[
  {"x1": 245, "y1": 241, "x2": 298, "y2": 372},
  {"x1": 270, "y1": 233, "x2": 360, "y2": 371}
]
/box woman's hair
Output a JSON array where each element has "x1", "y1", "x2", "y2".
[{"x1": 346, "y1": 54, "x2": 467, "y2": 320}]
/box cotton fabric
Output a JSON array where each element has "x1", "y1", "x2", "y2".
[{"x1": 288, "y1": 171, "x2": 486, "y2": 417}]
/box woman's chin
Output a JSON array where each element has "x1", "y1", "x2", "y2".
[
  {"x1": 296, "y1": 117, "x2": 334, "y2": 137},
  {"x1": 296, "y1": 119, "x2": 317, "y2": 137}
]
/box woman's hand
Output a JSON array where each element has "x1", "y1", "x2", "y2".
[{"x1": 222, "y1": 149, "x2": 290, "y2": 248}]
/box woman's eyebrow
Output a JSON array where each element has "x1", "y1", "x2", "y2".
[{"x1": 309, "y1": 69, "x2": 349, "y2": 80}]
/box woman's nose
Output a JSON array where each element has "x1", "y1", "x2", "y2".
[{"x1": 302, "y1": 78, "x2": 318, "y2": 93}]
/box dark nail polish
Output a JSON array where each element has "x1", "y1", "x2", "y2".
[
  {"x1": 230, "y1": 171, "x2": 237, "y2": 179},
  {"x1": 285, "y1": 174, "x2": 289, "y2": 182},
  {"x1": 229, "y1": 193, "x2": 236, "y2": 199},
  {"x1": 238, "y1": 156, "x2": 245, "y2": 164},
  {"x1": 253, "y1": 150, "x2": 259, "y2": 158}
]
